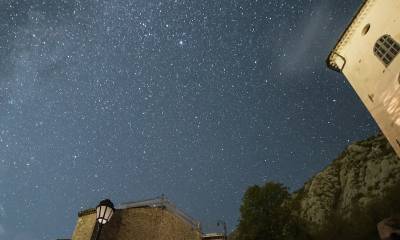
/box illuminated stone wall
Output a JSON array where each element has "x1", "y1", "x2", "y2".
[
  {"x1": 327, "y1": 0, "x2": 400, "y2": 157},
  {"x1": 71, "y1": 210, "x2": 96, "y2": 240},
  {"x1": 71, "y1": 207, "x2": 202, "y2": 240}
]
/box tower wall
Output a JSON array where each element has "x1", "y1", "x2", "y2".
[
  {"x1": 331, "y1": 0, "x2": 400, "y2": 156},
  {"x1": 71, "y1": 207, "x2": 202, "y2": 240}
]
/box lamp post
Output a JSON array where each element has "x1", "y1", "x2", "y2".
[
  {"x1": 94, "y1": 199, "x2": 115, "y2": 240},
  {"x1": 217, "y1": 220, "x2": 227, "y2": 240}
]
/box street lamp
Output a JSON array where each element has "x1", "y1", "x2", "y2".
[
  {"x1": 217, "y1": 220, "x2": 227, "y2": 240},
  {"x1": 94, "y1": 199, "x2": 115, "y2": 240}
]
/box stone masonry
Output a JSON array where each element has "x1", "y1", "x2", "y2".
[{"x1": 71, "y1": 198, "x2": 202, "y2": 240}]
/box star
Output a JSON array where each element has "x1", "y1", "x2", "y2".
[{"x1": 0, "y1": 1, "x2": 377, "y2": 239}]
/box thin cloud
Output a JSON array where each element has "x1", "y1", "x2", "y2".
[{"x1": 278, "y1": 1, "x2": 331, "y2": 75}]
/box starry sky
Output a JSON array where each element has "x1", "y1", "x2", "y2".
[{"x1": 0, "y1": 0, "x2": 379, "y2": 239}]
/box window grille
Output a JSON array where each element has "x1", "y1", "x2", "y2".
[{"x1": 374, "y1": 35, "x2": 400, "y2": 67}]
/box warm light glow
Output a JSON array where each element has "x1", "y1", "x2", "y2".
[{"x1": 96, "y1": 199, "x2": 115, "y2": 224}]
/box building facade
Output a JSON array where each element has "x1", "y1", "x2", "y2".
[
  {"x1": 327, "y1": 0, "x2": 400, "y2": 157},
  {"x1": 202, "y1": 233, "x2": 226, "y2": 240},
  {"x1": 71, "y1": 197, "x2": 202, "y2": 240}
]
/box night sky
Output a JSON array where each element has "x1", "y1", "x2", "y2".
[{"x1": 0, "y1": 0, "x2": 379, "y2": 239}]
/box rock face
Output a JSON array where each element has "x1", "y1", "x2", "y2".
[{"x1": 296, "y1": 133, "x2": 400, "y2": 225}]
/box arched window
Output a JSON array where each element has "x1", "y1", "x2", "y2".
[{"x1": 374, "y1": 35, "x2": 400, "y2": 67}]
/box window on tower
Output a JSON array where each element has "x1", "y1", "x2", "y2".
[{"x1": 374, "y1": 35, "x2": 400, "y2": 67}]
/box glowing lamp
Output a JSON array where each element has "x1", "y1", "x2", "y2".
[{"x1": 96, "y1": 199, "x2": 115, "y2": 225}]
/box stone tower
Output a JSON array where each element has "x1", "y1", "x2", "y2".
[{"x1": 327, "y1": 0, "x2": 400, "y2": 157}]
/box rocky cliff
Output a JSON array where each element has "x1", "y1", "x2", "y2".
[{"x1": 295, "y1": 133, "x2": 400, "y2": 226}]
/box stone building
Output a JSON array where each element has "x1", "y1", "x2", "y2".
[
  {"x1": 71, "y1": 197, "x2": 202, "y2": 240},
  {"x1": 327, "y1": 0, "x2": 400, "y2": 157},
  {"x1": 202, "y1": 233, "x2": 226, "y2": 240}
]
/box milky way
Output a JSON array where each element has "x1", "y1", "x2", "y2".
[{"x1": 0, "y1": 0, "x2": 377, "y2": 239}]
